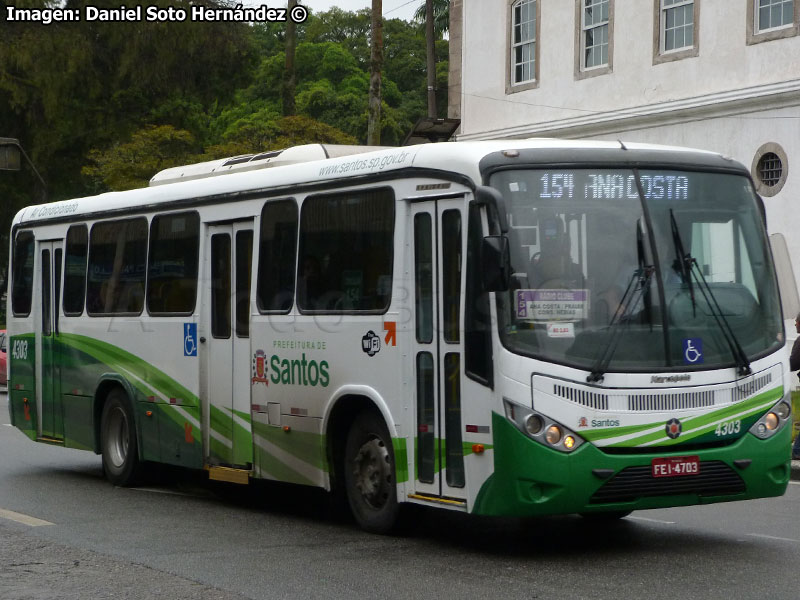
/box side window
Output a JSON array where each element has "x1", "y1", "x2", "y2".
[
  {"x1": 63, "y1": 224, "x2": 88, "y2": 316},
  {"x1": 87, "y1": 218, "x2": 148, "y2": 315},
  {"x1": 298, "y1": 189, "x2": 394, "y2": 313},
  {"x1": 465, "y1": 204, "x2": 493, "y2": 386},
  {"x1": 235, "y1": 230, "x2": 253, "y2": 337},
  {"x1": 11, "y1": 230, "x2": 35, "y2": 317},
  {"x1": 256, "y1": 200, "x2": 298, "y2": 313},
  {"x1": 146, "y1": 212, "x2": 200, "y2": 315}
]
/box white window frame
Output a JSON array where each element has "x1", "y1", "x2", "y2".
[
  {"x1": 511, "y1": 0, "x2": 536, "y2": 85},
  {"x1": 661, "y1": 0, "x2": 694, "y2": 53},
  {"x1": 581, "y1": 0, "x2": 610, "y2": 70},
  {"x1": 747, "y1": 0, "x2": 799, "y2": 44},
  {"x1": 755, "y1": 0, "x2": 795, "y2": 33},
  {"x1": 507, "y1": 0, "x2": 540, "y2": 93}
]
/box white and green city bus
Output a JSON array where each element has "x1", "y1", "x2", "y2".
[{"x1": 6, "y1": 139, "x2": 792, "y2": 533}]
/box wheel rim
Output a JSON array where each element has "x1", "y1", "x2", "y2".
[
  {"x1": 352, "y1": 436, "x2": 392, "y2": 509},
  {"x1": 106, "y1": 406, "x2": 129, "y2": 469}
]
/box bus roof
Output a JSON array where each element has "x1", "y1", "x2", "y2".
[{"x1": 12, "y1": 139, "x2": 743, "y2": 227}]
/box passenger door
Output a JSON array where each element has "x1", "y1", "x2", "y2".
[
  {"x1": 37, "y1": 240, "x2": 63, "y2": 440},
  {"x1": 410, "y1": 198, "x2": 467, "y2": 500},
  {"x1": 204, "y1": 221, "x2": 254, "y2": 467}
]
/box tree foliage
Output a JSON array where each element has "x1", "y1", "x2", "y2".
[{"x1": 0, "y1": 2, "x2": 449, "y2": 290}]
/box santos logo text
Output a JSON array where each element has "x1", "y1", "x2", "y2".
[{"x1": 269, "y1": 353, "x2": 330, "y2": 387}]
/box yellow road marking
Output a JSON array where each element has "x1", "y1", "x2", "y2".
[{"x1": 0, "y1": 507, "x2": 53, "y2": 527}]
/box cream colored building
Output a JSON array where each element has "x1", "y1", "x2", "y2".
[{"x1": 449, "y1": 0, "x2": 800, "y2": 293}]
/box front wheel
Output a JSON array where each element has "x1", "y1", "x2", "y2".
[
  {"x1": 344, "y1": 411, "x2": 399, "y2": 534},
  {"x1": 101, "y1": 388, "x2": 142, "y2": 486}
]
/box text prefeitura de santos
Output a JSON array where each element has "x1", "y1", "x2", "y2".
[{"x1": 4, "y1": 5, "x2": 290, "y2": 24}]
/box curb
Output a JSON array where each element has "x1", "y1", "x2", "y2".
[{"x1": 793, "y1": 460, "x2": 800, "y2": 481}]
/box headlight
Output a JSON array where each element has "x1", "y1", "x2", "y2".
[
  {"x1": 503, "y1": 398, "x2": 584, "y2": 453},
  {"x1": 749, "y1": 395, "x2": 792, "y2": 439}
]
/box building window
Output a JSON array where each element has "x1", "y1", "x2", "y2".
[
  {"x1": 507, "y1": 0, "x2": 539, "y2": 93},
  {"x1": 757, "y1": 0, "x2": 794, "y2": 31},
  {"x1": 512, "y1": 0, "x2": 536, "y2": 84},
  {"x1": 758, "y1": 153, "x2": 783, "y2": 187},
  {"x1": 747, "y1": 0, "x2": 798, "y2": 43},
  {"x1": 654, "y1": 0, "x2": 698, "y2": 64},
  {"x1": 582, "y1": 0, "x2": 609, "y2": 69},
  {"x1": 751, "y1": 142, "x2": 789, "y2": 197},
  {"x1": 662, "y1": 0, "x2": 694, "y2": 51}
]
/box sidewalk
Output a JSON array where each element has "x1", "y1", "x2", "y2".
[{"x1": 793, "y1": 459, "x2": 800, "y2": 481}]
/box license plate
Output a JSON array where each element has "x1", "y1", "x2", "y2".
[{"x1": 651, "y1": 455, "x2": 700, "y2": 478}]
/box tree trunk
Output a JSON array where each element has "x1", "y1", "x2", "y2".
[
  {"x1": 282, "y1": 0, "x2": 298, "y2": 117},
  {"x1": 426, "y1": 0, "x2": 436, "y2": 118},
  {"x1": 367, "y1": 0, "x2": 383, "y2": 146}
]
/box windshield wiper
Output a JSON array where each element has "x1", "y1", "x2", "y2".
[
  {"x1": 668, "y1": 210, "x2": 752, "y2": 376},
  {"x1": 670, "y1": 209, "x2": 696, "y2": 315},
  {"x1": 588, "y1": 222, "x2": 654, "y2": 383}
]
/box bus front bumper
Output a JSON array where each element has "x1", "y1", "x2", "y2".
[{"x1": 472, "y1": 413, "x2": 791, "y2": 517}]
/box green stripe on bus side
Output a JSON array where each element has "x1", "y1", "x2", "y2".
[
  {"x1": 393, "y1": 437, "x2": 408, "y2": 484},
  {"x1": 58, "y1": 334, "x2": 204, "y2": 443},
  {"x1": 251, "y1": 420, "x2": 327, "y2": 472},
  {"x1": 59, "y1": 333, "x2": 198, "y2": 405}
]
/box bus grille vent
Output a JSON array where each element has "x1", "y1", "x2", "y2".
[
  {"x1": 589, "y1": 461, "x2": 745, "y2": 504},
  {"x1": 732, "y1": 373, "x2": 772, "y2": 402},
  {"x1": 627, "y1": 391, "x2": 714, "y2": 412},
  {"x1": 553, "y1": 385, "x2": 609, "y2": 410}
]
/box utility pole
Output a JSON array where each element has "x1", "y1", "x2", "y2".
[
  {"x1": 282, "y1": 0, "x2": 298, "y2": 116},
  {"x1": 426, "y1": 0, "x2": 436, "y2": 118},
  {"x1": 367, "y1": 0, "x2": 383, "y2": 146}
]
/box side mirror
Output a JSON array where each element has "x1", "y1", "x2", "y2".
[{"x1": 481, "y1": 235, "x2": 511, "y2": 292}]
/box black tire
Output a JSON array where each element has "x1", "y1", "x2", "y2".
[
  {"x1": 344, "y1": 411, "x2": 399, "y2": 534},
  {"x1": 100, "y1": 388, "x2": 142, "y2": 486}
]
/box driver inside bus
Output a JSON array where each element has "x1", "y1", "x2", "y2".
[{"x1": 528, "y1": 215, "x2": 583, "y2": 289}]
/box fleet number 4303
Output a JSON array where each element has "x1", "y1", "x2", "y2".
[
  {"x1": 714, "y1": 420, "x2": 741, "y2": 436},
  {"x1": 11, "y1": 339, "x2": 29, "y2": 360}
]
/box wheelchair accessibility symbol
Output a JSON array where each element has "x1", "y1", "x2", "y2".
[
  {"x1": 683, "y1": 338, "x2": 703, "y2": 365},
  {"x1": 184, "y1": 323, "x2": 198, "y2": 357}
]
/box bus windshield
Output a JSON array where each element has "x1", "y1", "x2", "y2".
[{"x1": 490, "y1": 168, "x2": 783, "y2": 372}]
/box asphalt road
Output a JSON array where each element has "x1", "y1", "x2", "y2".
[{"x1": 1, "y1": 389, "x2": 799, "y2": 600}]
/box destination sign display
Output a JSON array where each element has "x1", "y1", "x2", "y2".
[{"x1": 508, "y1": 172, "x2": 690, "y2": 202}]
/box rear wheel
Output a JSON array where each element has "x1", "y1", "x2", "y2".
[
  {"x1": 101, "y1": 388, "x2": 142, "y2": 486},
  {"x1": 344, "y1": 411, "x2": 399, "y2": 534}
]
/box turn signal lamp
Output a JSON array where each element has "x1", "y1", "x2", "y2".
[{"x1": 564, "y1": 436, "x2": 576, "y2": 450}]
